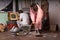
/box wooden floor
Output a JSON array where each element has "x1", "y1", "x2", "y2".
[{"x1": 0, "y1": 31, "x2": 60, "y2": 40}]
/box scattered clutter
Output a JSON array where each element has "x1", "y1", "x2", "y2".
[{"x1": 0, "y1": 23, "x2": 6, "y2": 32}]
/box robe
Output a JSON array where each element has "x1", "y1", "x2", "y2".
[{"x1": 30, "y1": 4, "x2": 43, "y2": 30}]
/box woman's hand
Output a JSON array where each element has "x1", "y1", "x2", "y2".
[{"x1": 32, "y1": 22, "x2": 36, "y2": 25}]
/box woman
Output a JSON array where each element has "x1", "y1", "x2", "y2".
[
  {"x1": 17, "y1": 10, "x2": 30, "y2": 26},
  {"x1": 30, "y1": 3, "x2": 43, "y2": 36}
]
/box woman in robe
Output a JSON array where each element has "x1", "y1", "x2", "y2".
[{"x1": 30, "y1": 3, "x2": 43, "y2": 36}]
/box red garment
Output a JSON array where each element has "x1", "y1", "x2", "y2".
[
  {"x1": 7, "y1": 24, "x2": 14, "y2": 29},
  {"x1": 7, "y1": 23, "x2": 18, "y2": 29},
  {"x1": 30, "y1": 4, "x2": 43, "y2": 30}
]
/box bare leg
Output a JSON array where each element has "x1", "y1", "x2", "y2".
[
  {"x1": 35, "y1": 24, "x2": 40, "y2": 35},
  {"x1": 38, "y1": 23, "x2": 42, "y2": 34},
  {"x1": 35, "y1": 22, "x2": 43, "y2": 37}
]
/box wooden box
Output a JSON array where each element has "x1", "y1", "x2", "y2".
[{"x1": 8, "y1": 12, "x2": 19, "y2": 20}]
